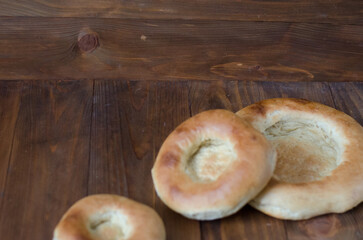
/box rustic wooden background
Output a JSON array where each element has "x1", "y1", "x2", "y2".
[{"x1": 0, "y1": 1, "x2": 362, "y2": 239}]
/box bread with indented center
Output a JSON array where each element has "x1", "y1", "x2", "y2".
[
  {"x1": 152, "y1": 109, "x2": 276, "y2": 220},
  {"x1": 53, "y1": 194, "x2": 166, "y2": 240},
  {"x1": 236, "y1": 98, "x2": 363, "y2": 220}
]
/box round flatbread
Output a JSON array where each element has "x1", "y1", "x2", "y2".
[
  {"x1": 236, "y1": 98, "x2": 363, "y2": 220},
  {"x1": 152, "y1": 109, "x2": 276, "y2": 220},
  {"x1": 53, "y1": 194, "x2": 166, "y2": 240}
]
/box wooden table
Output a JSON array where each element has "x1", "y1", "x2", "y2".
[{"x1": 0, "y1": 1, "x2": 362, "y2": 239}]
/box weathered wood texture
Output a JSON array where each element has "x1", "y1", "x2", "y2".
[
  {"x1": 0, "y1": 80, "x2": 361, "y2": 240},
  {"x1": 0, "y1": 17, "x2": 362, "y2": 82},
  {"x1": 0, "y1": 81, "x2": 22, "y2": 206},
  {"x1": 0, "y1": 0, "x2": 361, "y2": 24},
  {"x1": 0, "y1": 80, "x2": 93, "y2": 239},
  {"x1": 329, "y1": 82, "x2": 362, "y2": 125}
]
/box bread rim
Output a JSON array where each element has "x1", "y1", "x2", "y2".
[
  {"x1": 236, "y1": 98, "x2": 363, "y2": 220},
  {"x1": 151, "y1": 109, "x2": 276, "y2": 220},
  {"x1": 53, "y1": 194, "x2": 166, "y2": 240}
]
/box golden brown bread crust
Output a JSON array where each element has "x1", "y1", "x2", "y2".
[
  {"x1": 236, "y1": 98, "x2": 363, "y2": 220},
  {"x1": 151, "y1": 109, "x2": 276, "y2": 220},
  {"x1": 53, "y1": 194, "x2": 166, "y2": 240}
]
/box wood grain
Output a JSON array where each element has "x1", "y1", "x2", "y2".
[
  {"x1": 119, "y1": 81, "x2": 156, "y2": 205},
  {"x1": 237, "y1": 81, "x2": 335, "y2": 108},
  {"x1": 0, "y1": 0, "x2": 361, "y2": 24},
  {"x1": 0, "y1": 17, "x2": 362, "y2": 82},
  {"x1": 0, "y1": 80, "x2": 361, "y2": 240},
  {"x1": 88, "y1": 80, "x2": 129, "y2": 196},
  {"x1": 329, "y1": 82, "x2": 363, "y2": 125},
  {"x1": 0, "y1": 81, "x2": 22, "y2": 207},
  {"x1": 0, "y1": 80, "x2": 93, "y2": 240},
  {"x1": 89, "y1": 80, "x2": 156, "y2": 205},
  {"x1": 221, "y1": 206, "x2": 287, "y2": 240}
]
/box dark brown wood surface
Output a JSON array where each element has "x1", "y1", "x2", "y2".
[
  {"x1": 0, "y1": 17, "x2": 362, "y2": 82},
  {"x1": 0, "y1": 0, "x2": 362, "y2": 24},
  {"x1": 0, "y1": 1, "x2": 362, "y2": 239},
  {"x1": 0, "y1": 80, "x2": 361, "y2": 240}
]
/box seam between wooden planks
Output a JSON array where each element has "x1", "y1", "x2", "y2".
[
  {"x1": 327, "y1": 82, "x2": 338, "y2": 109},
  {"x1": 0, "y1": 16, "x2": 362, "y2": 26},
  {"x1": 282, "y1": 220, "x2": 289, "y2": 240},
  {"x1": 199, "y1": 223, "x2": 205, "y2": 240},
  {"x1": 351, "y1": 213, "x2": 362, "y2": 239},
  {"x1": 1, "y1": 78, "x2": 361, "y2": 83},
  {"x1": 86, "y1": 79, "x2": 95, "y2": 196},
  {"x1": 116, "y1": 80, "x2": 129, "y2": 196},
  {"x1": 187, "y1": 82, "x2": 193, "y2": 118}
]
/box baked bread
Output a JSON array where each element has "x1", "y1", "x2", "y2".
[
  {"x1": 53, "y1": 194, "x2": 166, "y2": 240},
  {"x1": 236, "y1": 98, "x2": 363, "y2": 220},
  {"x1": 151, "y1": 109, "x2": 276, "y2": 220}
]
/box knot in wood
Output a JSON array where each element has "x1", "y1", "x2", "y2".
[{"x1": 78, "y1": 33, "x2": 99, "y2": 53}]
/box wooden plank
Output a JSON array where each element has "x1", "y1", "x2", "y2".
[
  {"x1": 200, "y1": 220, "x2": 222, "y2": 240},
  {"x1": 221, "y1": 206, "x2": 287, "y2": 240},
  {"x1": 350, "y1": 204, "x2": 363, "y2": 239},
  {"x1": 243, "y1": 81, "x2": 360, "y2": 240},
  {"x1": 0, "y1": 81, "x2": 22, "y2": 207},
  {"x1": 117, "y1": 81, "x2": 157, "y2": 205},
  {"x1": 188, "y1": 81, "x2": 235, "y2": 113},
  {"x1": 88, "y1": 80, "x2": 129, "y2": 196},
  {"x1": 0, "y1": 0, "x2": 361, "y2": 24},
  {"x1": 329, "y1": 82, "x2": 362, "y2": 125},
  {"x1": 153, "y1": 81, "x2": 201, "y2": 240},
  {"x1": 237, "y1": 81, "x2": 336, "y2": 108},
  {"x1": 89, "y1": 80, "x2": 157, "y2": 207},
  {"x1": 0, "y1": 80, "x2": 94, "y2": 240},
  {"x1": 0, "y1": 17, "x2": 362, "y2": 82}
]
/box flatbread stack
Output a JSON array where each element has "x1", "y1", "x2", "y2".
[{"x1": 152, "y1": 98, "x2": 363, "y2": 220}]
